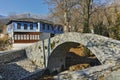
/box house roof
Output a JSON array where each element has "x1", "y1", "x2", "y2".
[{"x1": 6, "y1": 18, "x2": 53, "y2": 25}]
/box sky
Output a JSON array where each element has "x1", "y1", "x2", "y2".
[{"x1": 0, "y1": 0, "x2": 49, "y2": 16}]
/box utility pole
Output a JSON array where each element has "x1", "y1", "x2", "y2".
[
  {"x1": 42, "y1": 40, "x2": 46, "y2": 68},
  {"x1": 47, "y1": 34, "x2": 51, "y2": 67},
  {"x1": 41, "y1": 33, "x2": 51, "y2": 68},
  {"x1": 48, "y1": 35, "x2": 51, "y2": 57}
]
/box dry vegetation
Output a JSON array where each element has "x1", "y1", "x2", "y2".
[
  {"x1": 69, "y1": 64, "x2": 90, "y2": 71},
  {"x1": 68, "y1": 44, "x2": 99, "y2": 71},
  {"x1": 0, "y1": 35, "x2": 12, "y2": 51}
]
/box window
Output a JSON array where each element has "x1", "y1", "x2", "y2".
[
  {"x1": 36, "y1": 24, "x2": 38, "y2": 29},
  {"x1": 30, "y1": 24, "x2": 33, "y2": 30},
  {"x1": 14, "y1": 35, "x2": 17, "y2": 40},
  {"x1": 58, "y1": 25, "x2": 62, "y2": 31},
  {"x1": 18, "y1": 35, "x2": 20, "y2": 40},
  {"x1": 21, "y1": 35, "x2": 23, "y2": 40},
  {"x1": 58, "y1": 26, "x2": 61, "y2": 31},
  {"x1": 42, "y1": 23, "x2": 45, "y2": 30},
  {"x1": 51, "y1": 25, "x2": 54, "y2": 30},
  {"x1": 24, "y1": 24, "x2": 27, "y2": 30},
  {"x1": 30, "y1": 35, "x2": 33, "y2": 40},
  {"x1": 61, "y1": 28, "x2": 63, "y2": 31},
  {"x1": 35, "y1": 35, "x2": 38, "y2": 40},
  {"x1": 37, "y1": 35, "x2": 40, "y2": 40},
  {"x1": 47, "y1": 24, "x2": 49, "y2": 30},
  {"x1": 23, "y1": 35, "x2": 26, "y2": 40},
  {"x1": 17, "y1": 23, "x2": 21, "y2": 29},
  {"x1": 27, "y1": 35, "x2": 29, "y2": 40},
  {"x1": 54, "y1": 25, "x2": 57, "y2": 30},
  {"x1": 32, "y1": 35, "x2": 35, "y2": 40}
]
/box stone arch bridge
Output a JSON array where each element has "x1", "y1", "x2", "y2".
[{"x1": 25, "y1": 32, "x2": 120, "y2": 72}]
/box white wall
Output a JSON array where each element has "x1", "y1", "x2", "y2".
[{"x1": 37, "y1": 22, "x2": 40, "y2": 32}]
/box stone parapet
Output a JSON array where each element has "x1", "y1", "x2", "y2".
[
  {"x1": 0, "y1": 49, "x2": 26, "y2": 64},
  {"x1": 54, "y1": 62, "x2": 120, "y2": 80}
]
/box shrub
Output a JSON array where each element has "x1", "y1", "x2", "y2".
[{"x1": 0, "y1": 34, "x2": 12, "y2": 50}]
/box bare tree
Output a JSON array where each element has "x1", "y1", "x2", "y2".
[
  {"x1": 45, "y1": 0, "x2": 116, "y2": 33},
  {"x1": 79, "y1": 0, "x2": 93, "y2": 33},
  {"x1": 45, "y1": 0, "x2": 77, "y2": 32}
]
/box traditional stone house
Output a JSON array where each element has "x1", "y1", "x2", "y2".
[{"x1": 7, "y1": 18, "x2": 64, "y2": 43}]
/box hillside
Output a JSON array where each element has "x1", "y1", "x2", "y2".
[{"x1": 0, "y1": 15, "x2": 6, "y2": 19}]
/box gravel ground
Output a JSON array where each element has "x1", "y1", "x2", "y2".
[
  {"x1": 0, "y1": 58, "x2": 41, "y2": 80},
  {"x1": 0, "y1": 43, "x2": 43, "y2": 80}
]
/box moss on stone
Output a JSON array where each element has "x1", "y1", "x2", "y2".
[
  {"x1": 84, "y1": 47, "x2": 91, "y2": 57},
  {"x1": 41, "y1": 56, "x2": 43, "y2": 59},
  {"x1": 44, "y1": 46, "x2": 48, "y2": 49},
  {"x1": 38, "y1": 46, "x2": 41, "y2": 50},
  {"x1": 56, "y1": 40, "x2": 59, "y2": 43},
  {"x1": 51, "y1": 41, "x2": 56, "y2": 49}
]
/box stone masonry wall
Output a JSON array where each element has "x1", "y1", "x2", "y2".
[
  {"x1": 54, "y1": 62, "x2": 120, "y2": 80},
  {"x1": 24, "y1": 32, "x2": 120, "y2": 72}
]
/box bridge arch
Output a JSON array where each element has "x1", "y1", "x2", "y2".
[
  {"x1": 25, "y1": 32, "x2": 120, "y2": 71},
  {"x1": 47, "y1": 32, "x2": 120, "y2": 72},
  {"x1": 47, "y1": 42, "x2": 101, "y2": 72}
]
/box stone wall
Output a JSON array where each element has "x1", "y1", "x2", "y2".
[
  {"x1": 48, "y1": 32, "x2": 120, "y2": 72},
  {"x1": 25, "y1": 41, "x2": 48, "y2": 68},
  {"x1": 24, "y1": 32, "x2": 120, "y2": 72},
  {"x1": 54, "y1": 62, "x2": 120, "y2": 80}
]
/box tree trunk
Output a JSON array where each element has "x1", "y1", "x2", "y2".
[
  {"x1": 64, "y1": 0, "x2": 70, "y2": 32},
  {"x1": 83, "y1": 0, "x2": 92, "y2": 33}
]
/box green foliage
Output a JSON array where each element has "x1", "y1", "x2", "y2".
[
  {"x1": 93, "y1": 21, "x2": 109, "y2": 37},
  {"x1": 38, "y1": 46, "x2": 41, "y2": 50},
  {"x1": 84, "y1": 47, "x2": 91, "y2": 57},
  {"x1": 110, "y1": 26, "x2": 120, "y2": 40},
  {"x1": 83, "y1": 21, "x2": 91, "y2": 33},
  {"x1": 41, "y1": 56, "x2": 43, "y2": 59},
  {"x1": 51, "y1": 41, "x2": 55, "y2": 49},
  {"x1": 44, "y1": 46, "x2": 48, "y2": 49}
]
